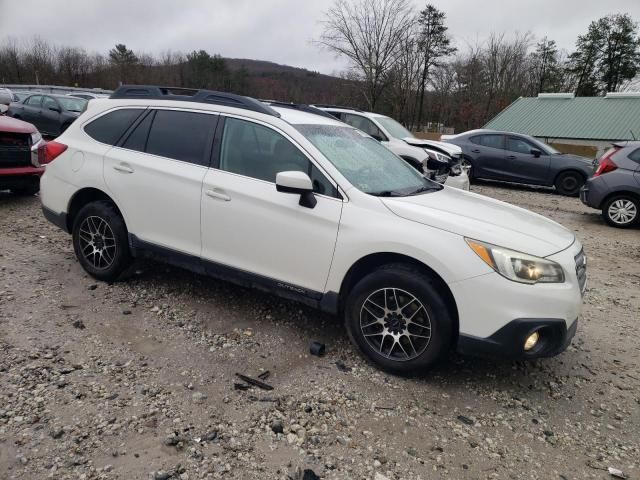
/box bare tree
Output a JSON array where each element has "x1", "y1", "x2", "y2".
[{"x1": 318, "y1": 0, "x2": 415, "y2": 109}]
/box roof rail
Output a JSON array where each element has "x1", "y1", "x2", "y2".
[
  {"x1": 110, "y1": 85, "x2": 280, "y2": 117},
  {"x1": 260, "y1": 100, "x2": 338, "y2": 120},
  {"x1": 312, "y1": 103, "x2": 363, "y2": 112}
]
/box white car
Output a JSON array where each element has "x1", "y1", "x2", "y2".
[
  {"x1": 313, "y1": 105, "x2": 469, "y2": 191},
  {"x1": 39, "y1": 85, "x2": 584, "y2": 373}
]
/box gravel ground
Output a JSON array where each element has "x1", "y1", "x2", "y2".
[{"x1": 0, "y1": 182, "x2": 639, "y2": 480}]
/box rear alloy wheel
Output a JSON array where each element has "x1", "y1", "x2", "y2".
[
  {"x1": 602, "y1": 195, "x2": 639, "y2": 228},
  {"x1": 555, "y1": 171, "x2": 584, "y2": 196},
  {"x1": 72, "y1": 201, "x2": 132, "y2": 281},
  {"x1": 344, "y1": 264, "x2": 452, "y2": 374}
]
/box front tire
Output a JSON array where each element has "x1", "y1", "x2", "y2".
[
  {"x1": 555, "y1": 171, "x2": 584, "y2": 196},
  {"x1": 344, "y1": 264, "x2": 453, "y2": 374},
  {"x1": 602, "y1": 195, "x2": 639, "y2": 228},
  {"x1": 72, "y1": 201, "x2": 132, "y2": 281}
]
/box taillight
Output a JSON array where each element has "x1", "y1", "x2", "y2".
[
  {"x1": 594, "y1": 156, "x2": 617, "y2": 176},
  {"x1": 38, "y1": 141, "x2": 67, "y2": 165}
]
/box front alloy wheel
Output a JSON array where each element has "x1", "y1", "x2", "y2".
[
  {"x1": 345, "y1": 264, "x2": 452, "y2": 374},
  {"x1": 360, "y1": 288, "x2": 431, "y2": 361}
]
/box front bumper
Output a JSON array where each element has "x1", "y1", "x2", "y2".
[
  {"x1": 457, "y1": 317, "x2": 578, "y2": 359},
  {"x1": 445, "y1": 171, "x2": 470, "y2": 191}
]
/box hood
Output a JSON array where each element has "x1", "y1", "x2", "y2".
[
  {"x1": 403, "y1": 137, "x2": 462, "y2": 157},
  {"x1": 382, "y1": 187, "x2": 575, "y2": 257},
  {"x1": 0, "y1": 115, "x2": 37, "y2": 134}
]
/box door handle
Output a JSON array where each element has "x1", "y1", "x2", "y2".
[
  {"x1": 506, "y1": 155, "x2": 516, "y2": 160},
  {"x1": 471, "y1": 149, "x2": 480, "y2": 153},
  {"x1": 205, "y1": 189, "x2": 231, "y2": 202},
  {"x1": 113, "y1": 164, "x2": 134, "y2": 174}
]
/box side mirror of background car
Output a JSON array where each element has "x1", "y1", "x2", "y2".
[
  {"x1": 0, "y1": 104, "x2": 8, "y2": 114},
  {"x1": 49, "y1": 106, "x2": 61, "y2": 113},
  {"x1": 530, "y1": 149, "x2": 542, "y2": 158},
  {"x1": 275, "y1": 171, "x2": 317, "y2": 209},
  {"x1": 370, "y1": 133, "x2": 384, "y2": 142}
]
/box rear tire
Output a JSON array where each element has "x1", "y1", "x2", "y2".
[
  {"x1": 72, "y1": 201, "x2": 132, "y2": 281},
  {"x1": 344, "y1": 264, "x2": 453, "y2": 374},
  {"x1": 602, "y1": 195, "x2": 639, "y2": 228},
  {"x1": 555, "y1": 171, "x2": 584, "y2": 196}
]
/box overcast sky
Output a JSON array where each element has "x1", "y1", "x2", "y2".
[{"x1": 1, "y1": 0, "x2": 639, "y2": 75}]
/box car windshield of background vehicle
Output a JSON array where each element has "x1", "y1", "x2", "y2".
[
  {"x1": 376, "y1": 116, "x2": 414, "y2": 139},
  {"x1": 296, "y1": 124, "x2": 441, "y2": 196},
  {"x1": 58, "y1": 97, "x2": 88, "y2": 113}
]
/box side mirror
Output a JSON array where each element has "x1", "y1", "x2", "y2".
[
  {"x1": 530, "y1": 149, "x2": 542, "y2": 158},
  {"x1": 275, "y1": 171, "x2": 317, "y2": 208},
  {"x1": 371, "y1": 133, "x2": 384, "y2": 142},
  {"x1": 0, "y1": 104, "x2": 8, "y2": 114},
  {"x1": 49, "y1": 106, "x2": 61, "y2": 113}
]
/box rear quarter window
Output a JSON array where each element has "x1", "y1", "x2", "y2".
[
  {"x1": 84, "y1": 109, "x2": 144, "y2": 145},
  {"x1": 628, "y1": 147, "x2": 640, "y2": 163}
]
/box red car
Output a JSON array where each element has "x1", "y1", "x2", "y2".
[{"x1": 0, "y1": 111, "x2": 44, "y2": 195}]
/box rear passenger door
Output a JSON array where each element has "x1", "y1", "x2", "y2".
[
  {"x1": 19, "y1": 95, "x2": 43, "y2": 125},
  {"x1": 103, "y1": 108, "x2": 218, "y2": 256},
  {"x1": 469, "y1": 134, "x2": 506, "y2": 180},
  {"x1": 200, "y1": 116, "x2": 342, "y2": 295}
]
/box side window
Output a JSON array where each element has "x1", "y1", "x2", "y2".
[
  {"x1": 84, "y1": 109, "x2": 145, "y2": 146},
  {"x1": 42, "y1": 96, "x2": 58, "y2": 111},
  {"x1": 471, "y1": 134, "x2": 504, "y2": 149},
  {"x1": 25, "y1": 95, "x2": 42, "y2": 106},
  {"x1": 628, "y1": 148, "x2": 640, "y2": 164},
  {"x1": 145, "y1": 110, "x2": 217, "y2": 165},
  {"x1": 506, "y1": 136, "x2": 536, "y2": 155},
  {"x1": 343, "y1": 113, "x2": 385, "y2": 140},
  {"x1": 219, "y1": 117, "x2": 337, "y2": 196},
  {"x1": 325, "y1": 111, "x2": 343, "y2": 120},
  {"x1": 121, "y1": 111, "x2": 154, "y2": 152}
]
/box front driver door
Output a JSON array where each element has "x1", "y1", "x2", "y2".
[
  {"x1": 201, "y1": 116, "x2": 342, "y2": 295},
  {"x1": 504, "y1": 136, "x2": 551, "y2": 185},
  {"x1": 41, "y1": 96, "x2": 62, "y2": 135}
]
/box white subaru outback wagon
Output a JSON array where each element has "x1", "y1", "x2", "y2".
[{"x1": 39, "y1": 85, "x2": 585, "y2": 374}]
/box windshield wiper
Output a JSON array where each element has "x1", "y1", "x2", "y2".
[
  {"x1": 406, "y1": 185, "x2": 442, "y2": 195},
  {"x1": 368, "y1": 190, "x2": 403, "y2": 197}
]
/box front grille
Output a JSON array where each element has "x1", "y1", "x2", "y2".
[
  {"x1": 575, "y1": 249, "x2": 587, "y2": 295},
  {"x1": 0, "y1": 132, "x2": 31, "y2": 168}
]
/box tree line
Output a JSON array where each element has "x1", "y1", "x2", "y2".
[
  {"x1": 319, "y1": 0, "x2": 640, "y2": 131},
  {"x1": 1, "y1": 2, "x2": 639, "y2": 133}
]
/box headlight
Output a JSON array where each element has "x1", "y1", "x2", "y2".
[
  {"x1": 425, "y1": 150, "x2": 449, "y2": 163},
  {"x1": 465, "y1": 239, "x2": 565, "y2": 284},
  {"x1": 31, "y1": 132, "x2": 42, "y2": 145}
]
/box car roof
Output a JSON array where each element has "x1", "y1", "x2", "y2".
[{"x1": 272, "y1": 106, "x2": 345, "y2": 126}]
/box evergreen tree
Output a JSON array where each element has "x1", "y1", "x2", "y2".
[{"x1": 415, "y1": 4, "x2": 456, "y2": 130}]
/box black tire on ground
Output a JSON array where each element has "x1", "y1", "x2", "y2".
[
  {"x1": 72, "y1": 201, "x2": 132, "y2": 282},
  {"x1": 11, "y1": 180, "x2": 40, "y2": 196},
  {"x1": 344, "y1": 263, "x2": 453, "y2": 375},
  {"x1": 601, "y1": 194, "x2": 639, "y2": 228},
  {"x1": 554, "y1": 171, "x2": 584, "y2": 196}
]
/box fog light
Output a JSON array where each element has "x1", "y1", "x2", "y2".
[{"x1": 524, "y1": 331, "x2": 540, "y2": 351}]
